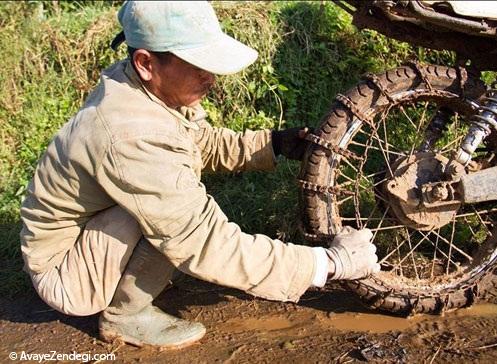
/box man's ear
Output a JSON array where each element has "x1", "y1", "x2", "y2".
[{"x1": 132, "y1": 49, "x2": 153, "y2": 81}]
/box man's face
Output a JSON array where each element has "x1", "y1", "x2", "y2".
[{"x1": 148, "y1": 54, "x2": 216, "y2": 109}]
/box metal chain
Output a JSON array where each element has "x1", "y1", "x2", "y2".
[
  {"x1": 297, "y1": 179, "x2": 355, "y2": 196},
  {"x1": 302, "y1": 231, "x2": 332, "y2": 242},
  {"x1": 406, "y1": 61, "x2": 434, "y2": 91},
  {"x1": 362, "y1": 253, "x2": 497, "y2": 314},
  {"x1": 335, "y1": 93, "x2": 373, "y2": 126},
  {"x1": 304, "y1": 133, "x2": 362, "y2": 161},
  {"x1": 363, "y1": 73, "x2": 395, "y2": 103}
]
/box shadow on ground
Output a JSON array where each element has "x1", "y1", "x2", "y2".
[{"x1": 0, "y1": 276, "x2": 372, "y2": 340}]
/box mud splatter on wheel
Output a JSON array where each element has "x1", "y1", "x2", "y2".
[{"x1": 299, "y1": 64, "x2": 497, "y2": 314}]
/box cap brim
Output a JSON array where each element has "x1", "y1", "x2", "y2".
[{"x1": 171, "y1": 33, "x2": 258, "y2": 75}]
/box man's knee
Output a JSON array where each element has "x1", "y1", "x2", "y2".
[
  {"x1": 31, "y1": 269, "x2": 107, "y2": 316},
  {"x1": 31, "y1": 206, "x2": 144, "y2": 317},
  {"x1": 85, "y1": 205, "x2": 142, "y2": 243}
]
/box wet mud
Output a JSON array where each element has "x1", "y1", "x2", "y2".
[{"x1": 1, "y1": 278, "x2": 497, "y2": 363}]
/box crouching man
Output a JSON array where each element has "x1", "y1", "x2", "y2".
[{"x1": 20, "y1": 1, "x2": 379, "y2": 349}]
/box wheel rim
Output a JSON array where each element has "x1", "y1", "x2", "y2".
[{"x1": 327, "y1": 90, "x2": 497, "y2": 292}]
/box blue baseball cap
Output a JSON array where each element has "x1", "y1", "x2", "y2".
[{"x1": 111, "y1": 1, "x2": 258, "y2": 75}]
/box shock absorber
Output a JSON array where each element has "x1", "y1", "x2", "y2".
[
  {"x1": 420, "y1": 107, "x2": 454, "y2": 152},
  {"x1": 452, "y1": 86, "x2": 497, "y2": 167}
]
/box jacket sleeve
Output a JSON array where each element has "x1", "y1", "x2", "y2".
[
  {"x1": 193, "y1": 120, "x2": 277, "y2": 173},
  {"x1": 96, "y1": 133, "x2": 315, "y2": 302}
]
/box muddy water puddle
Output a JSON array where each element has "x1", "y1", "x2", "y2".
[
  {"x1": 220, "y1": 312, "x2": 316, "y2": 333},
  {"x1": 219, "y1": 303, "x2": 497, "y2": 335},
  {"x1": 326, "y1": 303, "x2": 497, "y2": 333}
]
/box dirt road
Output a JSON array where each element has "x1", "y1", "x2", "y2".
[{"x1": 2, "y1": 278, "x2": 497, "y2": 363}]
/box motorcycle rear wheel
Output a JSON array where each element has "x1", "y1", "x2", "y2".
[{"x1": 299, "y1": 64, "x2": 497, "y2": 314}]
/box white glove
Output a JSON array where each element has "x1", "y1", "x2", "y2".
[{"x1": 326, "y1": 226, "x2": 380, "y2": 280}]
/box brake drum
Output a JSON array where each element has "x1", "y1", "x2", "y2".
[{"x1": 383, "y1": 152, "x2": 460, "y2": 231}]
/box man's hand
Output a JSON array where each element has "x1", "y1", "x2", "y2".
[
  {"x1": 271, "y1": 127, "x2": 312, "y2": 161},
  {"x1": 326, "y1": 226, "x2": 380, "y2": 280}
]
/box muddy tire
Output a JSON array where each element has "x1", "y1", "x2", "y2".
[{"x1": 299, "y1": 63, "x2": 497, "y2": 315}]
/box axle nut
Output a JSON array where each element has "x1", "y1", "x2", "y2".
[{"x1": 432, "y1": 185, "x2": 449, "y2": 200}]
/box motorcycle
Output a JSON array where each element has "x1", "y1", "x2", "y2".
[{"x1": 298, "y1": 0, "x2": 497, "y2": 314}]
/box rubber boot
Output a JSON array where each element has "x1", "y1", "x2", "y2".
[{"x1": 99, "y1": 238, "x2": 206, "y2": 349}]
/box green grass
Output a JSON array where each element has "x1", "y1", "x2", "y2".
[{"x1": 0, "y1": 0, "x2": 472, "y2": 296}]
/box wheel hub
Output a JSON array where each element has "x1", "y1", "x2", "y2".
[{"x1": 382, "y1": 152, "x2": 461, "y2": 230}]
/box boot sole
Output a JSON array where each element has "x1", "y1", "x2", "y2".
[{"x1": 99, "y1": 326, "x2": 206, "y2": 350}]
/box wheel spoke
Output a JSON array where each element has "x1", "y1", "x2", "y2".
[
  {"x1": 380, "y1": 229, "x2": 414, "y2": 263},
  {"x1": 338, "y1": 169, "x2": 356, "y2": 182},
  {"x1": 336, "y1": 159, "x2": 377, "y2": 192},
  {"x1": 380, "y1": 227, "x2": 448, "y2": 269},
  {"x1": 370, "y1": 206, "x2": 390, "y2": 241},
  {"x1": 463, "y1": 216, "x2": 484, "y2": 246},
  {"x1": 464, "y1": 217, "x2": 478, "y2": 237},
  {"x1": 337, "y1": 195, "x2": 354, "y2": 206},
  {"x1": 430, "y1": 229, "x2": 440, "y2": 279},
  {"x1": 456, "y1": 207, "x2": 497, "y2": 219},
  {"x1": 353, "y1": 190, "x2": 362, "y2": 228},
  {"x1": 407, "y1": 106, "x2": 426, "y2": 159},
  {"x1": 365, "y1": 170, "x2": 389, "y2": 179},
  {"x1": 363, "y1": 203, "x2": 379, "y2": 229},
  {"x1": 341, "y1": 156, "x2": 359, "y2": 173},
  {"x1": 349, "y1": 141, "x2": 406, "y2": 157},
  {"x1": 391, "y1": 227, "x2": 435, "y2": 269},
  {"x1": 418, "y1": 101, "x2": 430, "y2": 130},
  {"x1": 396, "y1": 235, "x2": 404, "y2": 277},
  {"x1": 440, "y1": 135, "x2": 465, "y2": 153},
  {"x1": 382, "y1": 110, "x2": 392, "y2": 166},
  {"x1": 406, "y1": 227, "x2": 420, "y2": 280},
  {"x1": 371, "y1": 224, "x2": 408, "y2": 232},
  {"x1": 471, "y1": 206, "x2": 492, "y2": 235},
  {"x1": 430, "y1": 228, "x2": 473, "y2": 262},
  {"x1": 341, "y1": 217, "x2": 397, "y2": 221},
  {"x1": 372, "y1": 176, "x2": 390, "y2": 187},
  {"x1": 399, "y1": 104, "x2": 418, "y2": 129},
  {"x1": 446, "y1": 219, "x2": 457, "y2": 274},
  {"x1": 357, "y1": 128, "x2": 403, "y2": 154},
  {"x1": 368, "y1": 124, "x2": 395, "y2": 177},
  {"x1": 418, "y1": 229, "x2": 458, "y2": 269}
]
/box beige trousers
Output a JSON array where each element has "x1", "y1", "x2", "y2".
[
  {"x1": 31, "y1": 203, "x2": 315, "y2": 316},
  {"x1": 31, "y1": 206, "x2": 143, "y2": 316}
]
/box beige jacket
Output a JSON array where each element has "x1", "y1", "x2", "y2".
[{"x1": 20, "y1": 60, "x2": 316, "y2": 302}]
